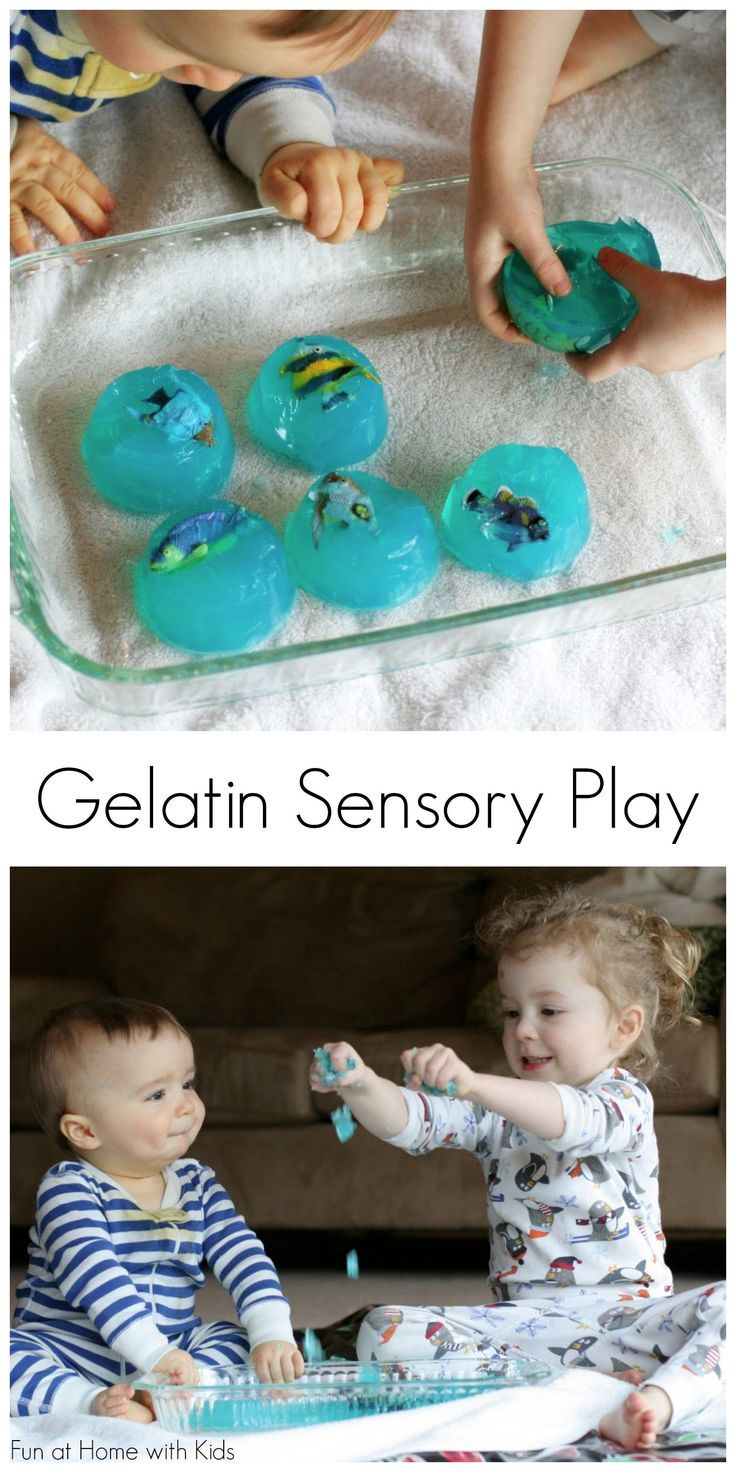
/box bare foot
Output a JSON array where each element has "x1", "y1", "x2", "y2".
[
  {"x1": 549, "y1": 11, "x2": 666, "y2": 104},
  {"x1": 94, "y1": 1383, "x2": 155, "y2": 1422},
  {"x1": 611, "y1": 1367, "x2": 644, "y2": 1385},
  {"x1": 599, "y1": 1387, "x2": 672, "y2": 1450}
]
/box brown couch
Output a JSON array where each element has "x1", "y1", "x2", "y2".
[{"x1": 11, "y1": 868, "x2": 726, "y2": 1240}]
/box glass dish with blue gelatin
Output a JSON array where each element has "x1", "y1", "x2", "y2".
[
  {"x1": 134, "y1": 500, "x2": 294, "y2": 653},
  {"x1": 285, "y1": 470, "x2": 439, "y2": 609},
  {"x1": 501, "y1": 218, "x2": 661, "y2": 352},
  {"x1": 134, "y1": 1354, "x2": 551, "y2": 1433},
  {"x1": 247, "y1": 334, "x2": 388, "y2": 471},
  {"x1": 441, "y1": 445, "x2": 590, "y2": 580},
  {"x1": 81, "y1": 364, "x2": 235, "y2": 513}
]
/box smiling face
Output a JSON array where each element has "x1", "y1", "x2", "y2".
[
  {"x1": 498, "y1": 941, "x2": 643, "y2": 1088},
  {"x1": 76, "y1": 10, "x2": 388, "y2": 90},
  {"x1": 60, "y1": 1026, "x2": 205, "y2": 1179}
]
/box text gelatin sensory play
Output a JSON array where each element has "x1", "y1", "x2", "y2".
[
  {"x1": 501, "y1": 218, "x2": 661, "y2": 353},
  {"x1": 134, "y1": 500, "x2": 295, "y2": 653},
  {"x1": 246, "y1": 335, "x2": 388, "y2": 471},
  {"x1": 441, "y1": 444, "x2": 590, "y2": 581},
  {"x1": 284, "y1": 470, "x2": 440, "y2": 610},
  {"x1": 81, "y1": 365, "x2": 235, "y2": 513}
]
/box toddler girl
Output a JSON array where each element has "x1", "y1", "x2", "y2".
[
  {"x1": 311, "y1": 889, "x2": 725, "y2": 1452},
  {"x1": 12, "y1": 999, "x2": 303, "y2": 1421}
]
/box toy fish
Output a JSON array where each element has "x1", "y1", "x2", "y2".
[
  {"x1": 463, "y1": 486, "x2": 550, "y2": 550},
  {"x1": 280, "y1": 343, "x2": 380, "y2": 412},
  {"x1": 149, "y1": 506, "x2": 248, "y2": 573},
  {"x1": 129, "y1": 386, "x2": 215, "y2": 446},
  {"x1": 309, "y1": 472, "x2": 378, "y2": 548}
]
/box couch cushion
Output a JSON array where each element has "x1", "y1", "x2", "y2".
[
  {"x1": 11, "y1": 976, "x2": 116, "y2": 1126},
  {"x1": 97, "y1": 869, "x2": 488, "y2": 1029},
  {"x1": 653, "y1": 1020, "x2": 719, "y2": 1112},
  {"x1": 192, "y1": 1029, "x2": 320, "y2": 1125}
]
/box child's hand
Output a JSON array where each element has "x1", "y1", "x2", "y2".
[
  {"x1": 10, "y1": 117, "x2": 116, "y2": 255},
  {"x1": 465, "y1": 162, "x2": 571, "y2": 343},
  {"x1": 566, "y1": 252, "x2": 727, "y2": 381},
  {"x1": 309, "y1": 1042, "x2": 368, "y2": 1092},
  {"x1": 260, "y1": 143, "x2": 404, "y2": 244},
  {"x1": 153, "y1": 1347, "x2": 198, "y2": 1384},
  {"x1": 401, "y1": 1043, "x2": 476, "y2": 1099},
  {"x1": 251, "y1": 1340, "x2": 304, "y2": 1384}
]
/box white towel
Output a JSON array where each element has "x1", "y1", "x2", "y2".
[{"x1": 10, "y1": 11, "x2": 725, "y2": 731}]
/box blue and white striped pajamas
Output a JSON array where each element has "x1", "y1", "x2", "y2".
[{"x1": 11, "y1": 1158, "x2": 294, "y2": 1416}]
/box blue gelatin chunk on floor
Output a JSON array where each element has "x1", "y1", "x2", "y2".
[
  {"x1": 134, "y1": 499, "x2": 295, "y2": 653},
  {"x1": 81, "y1": 364, "x2": 235, "y2": 513},
  {"x1": 285, "y1": 469, "x2": 439, "y2": 610},
  {"x1": 246, "y1": 335, "x2": 388, "y2": 471},
  {"x1": 330, "y1": 1104, "x2": 357, "y2": 1143},
  {"x1": 441, "y1": 443, "x2": 590, "y2": 581},
  {"x1": 346, "y1": 1250, "x2": 360, "y2": 1280},
  {"x1": 501, "y1": 218, "x2": 661, "y2": 353}
]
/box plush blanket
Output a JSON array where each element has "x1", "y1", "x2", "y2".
[{"x1": 10, "y1": 11, "x2": 725, "y2": 730}]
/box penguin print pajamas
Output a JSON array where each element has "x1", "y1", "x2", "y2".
[{"x1": 355, "y1": 1068, "x2": 726, "y2": 1426}]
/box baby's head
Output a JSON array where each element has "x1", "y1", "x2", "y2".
[
  {"x1": 29, "y1": 999, "x2": 204, "y2": 1174},
  {"x1": 478, "y1": 888, "x2": 701, "y2": 1086},
  {"x1": 77, "y1": 10, "x2": 395, "y2": 92}
]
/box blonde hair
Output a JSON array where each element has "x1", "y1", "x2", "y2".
[
  {"x1": 28, "y1": 999, "x2": 190, "y2": 1152},
  {"x1": 477, "y1": 887, "x2": 701, "y2": 1080}
]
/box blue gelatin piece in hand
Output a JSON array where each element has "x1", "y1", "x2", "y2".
[
  {"x1": 501, "y1": 218, "x2": 661, "y2": 353},
  {"x1": 441, "y1": 444, "x2": 590, "y2": 581},
  {"x1": 82, "y1": 364, "x2": 235, "y2": 513},
  {"x1": 284, "y1": 469, "x2": 439, "y2": 610},
  {"x1": 134, "y1": 499, "x2": 295, "y2": 653},
  {"x1": 246, "y1": 335, "x2": 388, "y2": 471}
]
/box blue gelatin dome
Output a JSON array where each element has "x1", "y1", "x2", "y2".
[
  {"x1": 501, "y1": 218, "x2": 661, "y2": 353},
  {"x1": 134, "y1": 499, "x2": 295, "y2": 653},
  {"x1": 284, "y1": 469, "x2": 439, "y2": 610},
  {"x1": 441, "y1": 444, "x2": 590, "y2": 581},
  {"x1": 247, "y1": 335, "x2": 388, "y2": 471},
  {"x1": 82, "y1": 365, "x2": 235, "y2": 514}
]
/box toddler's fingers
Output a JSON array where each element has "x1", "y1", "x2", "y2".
[
  {"x1": 55, "y1": 149, "x2": 115, "y2": 212},
  {"x1": 320, "y1": 169, "x2": 365, "y2": 243},
  {"x1": 262, "y1": 167, "x2": 309, "y2": 223},
  {"x1": 468, "y1": 268, "x2": 530, "y2": 344},
  {"x1": 281, "y1": 1350, "x2": 297, "y2": 1383},
  {"x1": 42, "y1": 165, "x2": 112, "y2": 236},
  {"x1": 10, "y1": 202, "x2": 37, "y2": 256},
  {"x1": 373, "y1": 156, "x2": 405, "y2": 190},
  {"x1": 565, "y1": 336, "x2": 631, "y2": 383},
  {"x1": 357, "y1": 163, "x2": 390, "y2": 233},
  {"x1": 514, "y1": 224, "x2": 571, "y2": 296},
  {"x1": 13, "y1": 182, "x2": 82, "y2": 247}
]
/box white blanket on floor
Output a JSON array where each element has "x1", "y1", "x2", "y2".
[
  {"x1": 10, "y1": 11, "x2": 726, "y2": 731},
  {"x1": 9, "y1": 1370, "x2": 726, "y2": 1460}
]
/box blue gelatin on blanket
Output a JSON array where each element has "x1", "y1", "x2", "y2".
[
  {"x1": 82, "y1": 366, "x2": 234, "y2": 514},
  {"x1": 501, "y1": 218, "x2": 661, "y2": 353},
  {"x1": 246, "y1": 335, "x2": 388, "y2": 471},
  {"x1": 134, "y1": 499, "x2": 295, "y2": 653},
  {"x1": 441, "y1": 444, "x2": 590, "y2": 582},
  {"x1": 284, "y1": 470, "x2": 439, "y2": 610}
]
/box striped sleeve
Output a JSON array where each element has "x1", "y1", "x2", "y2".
[
  {"x1": 35, "y1": 1167, "x2": 171, "y2": 1371},
  {"x1": 186, "y1": 75, "x2": 336, "y2": 197},
  {"x1": 200, "y1": 1169, "x2": 294, "y2": 1348},
  {"x1": 11, "y1": 11, "x2": 91, "y2": 124}
]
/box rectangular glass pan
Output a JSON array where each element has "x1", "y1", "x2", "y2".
[
  {"x1": 134, "y1": 1355, "x2": 551, "y2": 1433},
  {"x1": 10, "y1": 159, "x2": 725, "y2": 717}
]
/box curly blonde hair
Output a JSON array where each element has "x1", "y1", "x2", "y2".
[{"x1": 476, "y1": 887, "x2": 701, "y2": 1080}]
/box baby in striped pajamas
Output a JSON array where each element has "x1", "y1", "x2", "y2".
[
  {"x1": 312, "y1": 889, "x2": 726, "y2": 1453},
  {"x1": 11, "y1": 999, "x2": 302, "y2": 1423},
  {"x1": 10, "y1": 10, "x2": 403, "y2": 255}
]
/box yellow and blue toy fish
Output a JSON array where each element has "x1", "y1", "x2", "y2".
[
  {"x1": 463, "y1": 485, "x2": 550, "y2": 550},
  {"x1": 150, "y1": 506, "x2": 248, "y2": 573},
  {"x1": 280, "y1": 343, "x2": 380, "y2": 412}
]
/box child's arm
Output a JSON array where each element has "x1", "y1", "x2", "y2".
[
  {"x1": 200, "y1": 1167, "x2": 303, "y2": 1383},
  {"x1": 566, "y1": 253, "x2": 726, "y2": 379},
  {"x1": 309, "y1": 1041, "x2": 410, "y2": 1138},
  {"x1": 10, "y1": 116, "x2": 115, "y2": 255},
  {"x1": 189, "y1": 79, "x2": 403, "y2": 243},
  {"x1": 404, "y1": 1043, "x2": 565, "y2": 1140},
  {"x1": 465, "y1": 11, "x2": 582, "y2": 339}
]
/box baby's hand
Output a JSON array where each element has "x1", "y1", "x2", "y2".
[
  {"x1": 152, "y1": 1347, "x2": 198, "y2": 1384},
  {"x1": 10, "y1": 116, "x2": 115, "y2": 255},
  {"x1": 566, "y1": 252, "x2": 727, "y2": 381},
  {"x1": 251, "y1": 1340, "x2": 304, "y2": 1384},
  {"x1": 260, "y1": 143, "x2": 404, "y2": 244},
  {"x1": 401, "y1": 1043, "x2": 475, "y2": 1099},
  {"x1": 309, "y1": 1042, "x2": 367, "y2": 1093},
  {"x1": 465, "y1": 162, "x2": 571, "y2": 343}
]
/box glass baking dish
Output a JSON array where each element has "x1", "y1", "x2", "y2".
[
  {"x1": 10, "y1": 159, "x2": 725, "y2": 718},
  {"x1": 133, "y1": 1355, "x2": 551, "y2": 1433}
]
